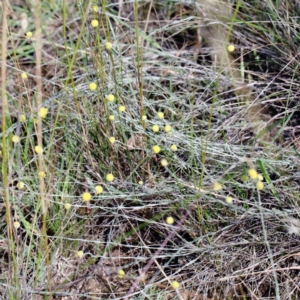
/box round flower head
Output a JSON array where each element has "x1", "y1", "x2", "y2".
[
  {"x1": 157, "y1": 112, "x2": 164, "y2": 119},
  {"x1": 138, "y1": 180, "x2": 143, "y2": 185},
  {"x1": 89, "y1": 82, "x2": 97, "y2": 91},
  {"x1": 34, "y1": 146, "x2": 43, "y2": 154},
  {"x1": 77, "y1": 250, "x2": 83, "y2": 258},
  {"x1": 92, "y1": 5, "x2": 98, "y2": 12},
  {"x1": 64, "y1": 203, "x2": 71, "y2": 210},
  {"x1": 106, "y1": 94, "x2": 115, "y2": 102},
  {"x1": 257, "y1": 174, "x2": 264, "y2": 181},
  {"x1": 13, "y1": 222, "x2": 20, "y2": 229},
  {"x1": 26, "y1": 31, "x2": 33, "y2": 38},
  {"x1": 170, "y1": 144, "x2": 177, "y2": 152},
  {"x1": 241, "y1": 175, "x2": 248, "y2": 182},
  {"x1": 20, "y1": 114, "x2": 26, "y2": 122},
  {"x1": 166, "y1": 216, "x2": 174, "y2": 225},
  {"x1": 256, "y1": 181, "x2": 264, "y2": 190},
  {"x1": 12, "y1": 135, "x2": 20, "y2": 143},
  {"x1": 109, "y1": 137, "x2": 115, "y2": 144},
  {"x1": 213, "y1": 182, "x2": 222, "y2": 191},
  {"x1": 225, "y1": 196, "x2": 233, "y2": 204},
  {"x1": 109, "y1": 115, "x2": 115, "y2": 121},
  {"x1": 142, "y1": 115, "x2": 147, "y2": 121},
  {"x1": 106, "y1": 173, "x2": 114, "y2": 182},
  {"x1": 118, "y1": 105, "x2": 126, "y2": 112},
  {"x1": 227, "y1": 44, "x2": 235, "y2": 52},
  {"x1": 152, "y1": 125, "x2": 159, "y2": 133},
  {"x1": 95, "y1": 185, "x2": 103, "y2": 194},
  {"x1": 38, "y1": 171, "x2": 46, "y2": 178},
  {"x1": 21, "y1": 72, "x2": 27, "y2": 79},
  {"x1": 82, "y1": 192, "x2": 91, "y2": 202},
  {"x1": 38, "y1": 107, "x2": 48, "y2": 118},
  {"x1": 171, "y1": 281, "x2": 180, "y2": 289},
  {"x1": 105, "y1": 42, "x2": 112, "y2": 50},
  {"x1": 17, "y1": 182, "x2": 25, "y2": 190},
  {"x1": 161, "y1": 159, "x2": 168, "y2": 167},
  {"x1": 248, "y1": 169, "x2": 258, "y2": 180},
  {"x1": 117, "y1": 269, "x2": 125, "y2": 279},
  {"x1": 152, "y1": 145, "x2": 160, "y2": 154},
  {"x1": 91, "y1": 20, "x2": 98, "y2": 27},
  {"x1": 164, "y1": 125, "x2": 171, "y2": 132}
]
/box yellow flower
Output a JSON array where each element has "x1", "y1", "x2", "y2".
[
  {"x1": 152, "y1": 125, "x2": 159, "y2": 133},
  {"x1": 152, "y1": 145, "x2": 160, "y2": 154},
  {"x1": 21, "y1": 72, "x2": 27, "y2": 79},
  {"x1": 248, "y1": 169, "x2": 258, "y2": 180},
  {"x1": 95, "y1": 185, "x2": 103, "y2": 194},
  {"x1": 34, "y1": 145, "x2": 43, "y2": 154},
  {"x1": 118, "y1": 105, "x2": 126, "y2": 112},
  {"x1": 12, "y1": 135, "x2": 20, "y2": 143},
  {"x1": 91, "y1": 19, "x2": 98, "y2": 27},
  {"x1": 161, "y1": 159, "x2": 168, "y2": 167},
  {"x1": 20, "y1": 114, "x2": 26, "y2": 122},
  {"x1": 213, "y1": 182, "x2": 222, "y2": 191},
  {"x1": 109, "y1": 115, "x2": 115, "y2": 121},
  {"x1": 92, "y1": 5, "x2": 98, "y2": 12},
  {"x1": 106, "y1": 94, "x2": 115, "y2": 102},
  {"x1": 138, "y1": 180, "x2": 143, "y2": 185},
  {"x1": 38, "y1": 171, "x2": 46, "y2": 178},
  {"x1": 170, "y1": 144, "x2": 177, "y2": 152},
  {"x1": 227, "y1": 44, "x2": 235, "y2": 52},
  {"x1": 105, "y1": 42, "x2": 112, "y2": 50},
  {"x1": 241, "y1": 175, "x2": 248, "y2": 182},
  {"x1": 117, "y1": 269, "x2": 125, "y2": 279},
  {"x1": 257, "y1": 174, "x2": 264, "y2": 181},
  {"x1": 142, "y1": 115, "x2": 147, "y2": 121},
  {"x1": 225, "y1": 196, "x2": 233, "y2": 204},
  {"x1": 64, "y1": 203, "x2": 72, "y2": 210},
  {"x1": 256, "y1": 181, "x2": 264, "y2": 190},
  {"x1": 106, "y1": 173, "x2": 114, "y2": 182},
  {"x1": 171, "y1": 281, "x2": 180, "y2": 289},
  {"x1": 109, "y1": 137, "x2": 115, "y2": 144},
  {"x1": 82, "y1": 192, "x2": 91, "y2": 202},
  {"x1": 164, "y1": 124, "x2": 171, "y2": 132},
  {"x1": 17, "y1": 181, "x2": 25, "y2": 190},
  {"x1": 13, "y1": 222, "x2": 20, "y2": 229},
  {"x1": 77, "y1": 250, "x2": 84, "y2": 258},
  {"x1": 89, "y1": 82, "x2": 97, "y2": 91},
  {"x1": 33, "y1": 118, "x2": 38, "y2": 124},
  {"x1": 26, "y1": 31, "x2": 33, "y2": 38},
  {"x1": 157, "y1": 112, "x2": 164, "y2": 119},
  {"x1": 166, "y1": 216, "x2": 174, "y2": 225},
  {"x1": 38, "y1": 107, "x2": 48, "y2": 118}
]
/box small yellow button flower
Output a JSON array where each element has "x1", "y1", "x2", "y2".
[
  {"x1": 106, "y1": 173, "x2": 114, "y2": 182},
  {"x1": 26, "y1": 31, "x2": 33, "y2": 38},
  {"x1": 82, "y1": 192, "x2": 91, "y2": 202},
  {"x1": 34, "y1": 146, "x2": 43, "y2": 154},
  {"x1": 152, "y1": 125, "x2": 159, "y2": 133},
  {"x1": 109, "y1": 115, "x2": 115, "y2": 121},
  {"x1": 164, "y1": 124, "x2": 171, "y2": 132},
  {"x1": 21, "y1": 72, "x2": 27, "y2": 79},
  {"x1": 170, "y1": 144, "x2": 177, "y2": 152},
  {"x1": 109, "y1": 137, "x2": 115, "y2": 144},
  {"x1": 213, "y1": 182, "x2": 222, "y2": 191},
  {"x1": 225, "y1": 196, "x2": 233, "y2": 204},
  {"x1": 257, "y1": 174, "x2": 264, "y2": 181},
  {"x1": 91, "y1": 19, "x2": 98, "y2": 27},
  {"x1": 38, "y1": 171, "x2": 46, "y2": 178},
  {"x1": 38, "y1": 107, "x2": 48, "y2": 118},
  {"x1": 77, "y1": 250, "x2": 84, "y2": 258},
  {"x1": 17, "y1": 182, "x2": 25, "y2": 190},
  {"x1": 152, "y1": 145, "x2": 161, "y2": 154},
  {"x1": 248, "y1": 169, "x2": 258, "y2": 180},
  {"x1": 227, "y1": 44, "x2": 235, "y2": 52},
  {"x1": 241, "y1": 175, "x2": 248, "y2": 182},
  {"x1": 166, "y1": 216, "x2": 174, "y2": 225},
  {"x1": 65, "y1": 203, "x2": 72, "y2": 210},
  {"x1": 20, "y1": 114, "x2": 26, "y2": 122},
  {"x1": 138, "y1": 180, "x2": 143, "y2": 185},
  {"x1": 13, "y1": 222, "x2": 20, "y2": 229},
  {"x1": 171, "y1": 281, "x2": 180, "y2": 289},
  {"x1": 256, "y1": 181, "x2": 264, "y2": 190},
  {"x1": 118, "y1": 105, "x2": 126, "y2": 112},
  {"x1": 117, "y1": 269, "x2": 125, "y2": 279},
  {"x1": 142, "y1": 115, "x2": 147, "y2": 121},
  {"x1": 161, "y1": 159, "x2": 168, "y2": 167},
  {"x1": 33, "y1": 118, "x2": 38, "y2": 124},
  {"x1": 12, "y1": 135, "x2": 20, "y2": 143},
  {"x1": 105, "y1": 42, "x2": 113, "y2": 50},
  {"x1": 95, "y1": 185, "x2": 103, "y2": 194},
  {"x1": 157, "y1": 112, "x2": 164, "y2": 119},
  {"x1": 92, "y1": 5, "x2": 98, "y2": 12},
  {"x1": 106, "y1": 94, "x2": 115, "y2": 102},
  {"x1": 89, "y1": 82, "x2": 97, "y2": 91}
]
